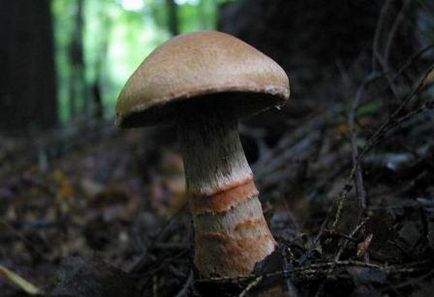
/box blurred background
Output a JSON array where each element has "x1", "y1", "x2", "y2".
[
  {"x1": 1, "y1": 0, "x2": 222, "y2": 129},
  {"x1": 1, "y1": 1, "x2": 434, "y2": 296},
  {"x1": 1, "y1": 0, "x2": 432, "y2": 130}
]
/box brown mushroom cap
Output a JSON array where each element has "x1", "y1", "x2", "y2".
[{"x1": 115, "y1": 31, "x2": 290, "y2": 128}]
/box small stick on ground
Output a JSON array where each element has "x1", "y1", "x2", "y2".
[
  {"x1": 239, "y1": 275, "x2": 263, "y2": 297},
  {"x1": 332, "y1": 63, "x2": 434, "y2": 228},
  {"x1": 174, "y1": 270, "x2": 193, "y2": 297}
]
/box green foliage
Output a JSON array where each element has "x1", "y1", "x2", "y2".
[{"x1": 52, "y1": 0, "x2": 233, "y2": 124}]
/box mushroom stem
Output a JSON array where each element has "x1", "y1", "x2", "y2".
[{"x1": 177, "y1": 105, "x2": 276, "y2": 278}]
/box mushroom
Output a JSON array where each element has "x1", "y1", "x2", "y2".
[{"x1": 116, "y1": 31, "x2": 290, "y2": 278}]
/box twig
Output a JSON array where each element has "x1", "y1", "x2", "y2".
[
  {"x1": 348, "y1": 74, "x2": 376, "y2": 210},
  {"x1": 281, "y1": 252, "x2": 299, "y2": 297},
  {"x1": 255, "y1": 127, "x2": 322, "y2": 180},
  {"x1": 204, "y1": 260, "x2": 432, "y2": 284},
  {"x1": 385, "y1": 270, "x2": 434, "y2": 291},
  {"x1": 375, "y1": 44, "x2": 434, "y2": 96},
  {"x1": 372, "y1": 0, "x2": 394, "y2": 71},
  {"x1": 381, "y1": 0, "x2": 413, "y2": 100},
  {"x1": 334, "y1": 219, "x2": 366, "y2": 262},
  {"x1": 0, "y1": 219, "x2": 47, "y2": 261},
  {"x1": 323, "y1": 229, "x2": 358, "y2": 243},
  {"x1": 0, "y1": 264, "x2": 44, "y2": 296},
  {"x1": 298, "y1": 218, "x2": 328, "y2": 265},
  {"x1": 254, "y1": 112, "x2": 327, "y2": 172},
  {"x1": 312, "y1": 220, "x2": 367, "y2": 296},
  {"x1": 385, "y1": 0, "x2": 412, "y2": 65},
  {"x1": 153, "y1": 275, "x2": 158, "y2": 297},
  {"x1": 332, "y1": 63, "x2": 434, "y2": 228},
  {"x1": 174, "y1": 270, "x2": 193, "y2": 297},
  {"x1": 239, "y1": 275, "x2": 263, "y2": 297},
  {"x1": 313, "y1": 281, "x2": 326, "y2": 297},
  {"x1": 358, "y1": 63, "x2": 434, "y2": 158}
]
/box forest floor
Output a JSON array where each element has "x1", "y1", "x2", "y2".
[{"x1": 1, "y1": 70, "x2": 434, "y2": 297}]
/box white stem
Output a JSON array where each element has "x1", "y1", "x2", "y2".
[
  {"x1": 177, "y1": 106, "x2": 276, "y2": 278},
  {"x1": 178, "y1": 111, "x2": 251, "y2": 196}
]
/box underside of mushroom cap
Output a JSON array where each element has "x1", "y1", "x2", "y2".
[{"x1": 115, "y1": 31, "x2": 290, "y2": 128}]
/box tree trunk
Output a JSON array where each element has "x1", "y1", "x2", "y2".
[
  {"x1": 166, "y1": 0, "x2": 179, "y2": 36},
  {"x1": 0, "y1": 0, "x2": 57, "y2": 131},
  {"x1": 68, "y1": 0, "x2": 87, "y2": 118},
  {"x1": 91, "y1": 8, "x2": 112, "y2": 120}
]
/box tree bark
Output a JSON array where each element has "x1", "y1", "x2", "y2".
[
  {"x1": 166, "y1": 0, "x2": 179, "y2": 36},
  {"x1": 0, "y1": 0, "x2": 57, "y2": 131},
  {"x1": 68, "y1": 0, "x2": 87, "y2": 118}
]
